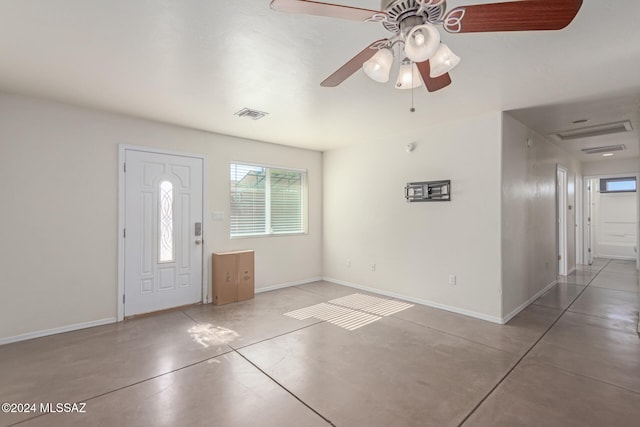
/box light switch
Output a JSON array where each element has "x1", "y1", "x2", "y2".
[{"x1": 212, "y1": 211, "x2": 225, "y2": 221}]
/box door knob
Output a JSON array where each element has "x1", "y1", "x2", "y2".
[{"x1": 195, "y1": 239, "x2": 202, "y2": 245}]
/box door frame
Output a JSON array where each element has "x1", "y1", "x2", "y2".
[
  {"x1": 583, "y1": 177, "x2": 596, "y2": 265},
  {"x1": 575, "y1": 175, "x2": 583, "y2": 266},
  {"x1": 118, "y1": 145, "x2": 208, "y2": 322},
  {"x1": 557, "y1": 165, "x2": 568, "y2": 276}
]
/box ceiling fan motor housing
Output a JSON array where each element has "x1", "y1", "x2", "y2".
[{"x1": 380, "y1": 0, "x2": 446, "y2": 34}]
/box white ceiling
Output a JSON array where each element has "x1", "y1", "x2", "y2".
[
  {"x1": 1, "y1": 0, "x2": 640, "y2": 153},
  {"x1": 510, "y1": 94, "x2": 640, "y2": 163}
]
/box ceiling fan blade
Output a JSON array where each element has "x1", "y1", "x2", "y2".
[
  {"x1": 415, "y1": 60, "x2": 452, "y2": 92},
  {"x1": 443, "y1": 0, "x2": 583, "y2": 33},
  {"x1": 321, "y1": 40, "x2": 387, "y2": 87},
  {"x1": 270, "y1": 0, "x2": 384, "y2": 21}
]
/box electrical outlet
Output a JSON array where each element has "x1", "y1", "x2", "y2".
[
  {"x1": 448, "y1": 275, "x2": 457, "y2": 286},
  {"x1": 370, "y1": 263, "x2": 376, "y2": 272},
  {"x1": 346, "y1": 258, "x2": 351, "y2": 268}
]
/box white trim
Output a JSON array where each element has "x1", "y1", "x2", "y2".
[
  {"x1": 501, "y1": 279, "x2": 558, "y2": 324},
  {"x1": 202, "y1": 152, "x2": 210, "y2": 304},
  {"x1": 255, "y1": 277, "x2": 323, "y2": 293},
  {"x1": 0, "y1": 318, "x2": 117, "y2": 346},
  {"x1": 118, "y1": 147, "x2": 126, "y2": 321},
  {"x1": 322, "y1": 277, "x2": 503, "y2": 324},
  {"x1": 230, "y1": 160, "x2": 308, "y2": 174},
  {"x1": 575, "y1": 175, "x2": 584, "y2": 265},
  {"x1": 596, "y1": 254, "x2": 637, "y2": 261},
  {"x1": 583, "y1": 178, "x2": 595, "y2": 265},
  {"x1": 118, "y1": 144, "x2": 208, "y2": 321},
  {"x1": 557, "y1": 165, "x2": 568, "y2": 276}
]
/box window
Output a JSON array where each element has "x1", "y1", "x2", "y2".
[
  {"x1": 600, "y1": 177, "x2": 637, "y2": 193},
  {"x1": 159, "y1": 180, "x2": 175, "y2": 262},
  {"x1": 230, "y1": 163, "x2": 307, "y2": 238}
]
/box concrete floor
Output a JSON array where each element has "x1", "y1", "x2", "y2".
[{"x1": 0, "y1": 259, "x2": 638, "y2": 426}]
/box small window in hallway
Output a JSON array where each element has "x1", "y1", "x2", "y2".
[{"x1": 600, "y1": 177, "x2": 636, "y2": 193}]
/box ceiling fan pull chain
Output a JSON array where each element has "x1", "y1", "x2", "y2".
[{"x1": 410, "y1": 72, "x2": 416, "y2": 113}]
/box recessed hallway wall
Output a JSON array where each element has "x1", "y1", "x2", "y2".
[{"x1": 501, "y1": 113, "x2": 582, "y2": 318}]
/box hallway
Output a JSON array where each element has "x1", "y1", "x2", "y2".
[
  {"x1": 0, "y1": 260, "x2": 638, "y2": 426},
  {"x1": 466, "y1": 258, "x2": 640, "y2": 425}
]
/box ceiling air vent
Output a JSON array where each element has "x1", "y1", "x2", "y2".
[
  {"x1": 581, "y1": 144, "x2": 627, "y2": 155},
  {"x1": 235, "y1": 108, "x2": 268, "y2": 120},
  {"x1": 551, "y1": 120, "x2": 633, "y2": 141}
]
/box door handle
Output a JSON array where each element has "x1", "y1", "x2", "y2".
[{"x1": 195, "y1": 239, "x2": 202, "y2": 245}]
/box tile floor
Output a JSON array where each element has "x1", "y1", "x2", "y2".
[{"x1": 0, "y1": 259, "x2": 638, "y2": 426}]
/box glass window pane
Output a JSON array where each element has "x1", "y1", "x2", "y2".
[
  {"x1": 270, "y1": 169, "x2": 303, "y2": 234},
  {"x1": 607, "y1": 180, "x2": 636, "y2": 192},
  {"x1": 159, "y1": 180, "x2": 175, "y2": 263},
  {"x1": 230, "y1": 164, "x2": 266, "y2": 237},
  {"x1": 601, "y1": 177, "x2": 637, "y2": 193}
]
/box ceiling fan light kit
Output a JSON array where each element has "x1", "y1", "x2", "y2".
[
  {"x1": 271, "y1": 0, "x2": 583, "y2": 94},
  {"x1": 363, "y1": 48, "x2": 395, "y2": 83},
  {"x1": 428, "y1": 43, "x2": 460, "y2": 77},
  {"x1": 396, "y1": 60, "x2": 423, "y2": 89},
  {"x1": 405, "y1": 23, "x2": 441, "y2": 63}
]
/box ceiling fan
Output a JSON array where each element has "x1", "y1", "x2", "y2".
[{"x1": 270, "y1": 0, "x2": 583, "y2": 93}]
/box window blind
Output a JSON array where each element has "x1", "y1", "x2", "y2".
[
  {"x1": 230, "y1": 164, "x2": 266, "y2": 237},
  {"x1": 230, "y1": 163, "x2": 306, "y2": 237}
]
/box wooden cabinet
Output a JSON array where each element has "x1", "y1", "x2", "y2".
[{"x1": 212, "y1": 250, "x2": 254, "y2": 305}]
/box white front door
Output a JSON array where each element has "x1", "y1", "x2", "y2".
[
  {"x1": 124, "y1": 149, "x2": 204, "y2": 316},
  {"x1": 594, "y1": 185, "x2": 638, "y2": 260}
]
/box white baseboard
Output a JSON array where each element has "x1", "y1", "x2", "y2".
[
  {"x1": 322, "y1": 277, "x2": 503, "y2": 324},
  {"x1": 597, "y1": 255, "x2": 636, "y2": 261},
  {"x1": 501, "y1": 279, "x2": 558, "y2": 324},
  {"x1": 255, "y1": 277, "x2": 323, "y2": 294},
  {"x1": 0, "y1": 318, "x2": 117, "y2": 346}
]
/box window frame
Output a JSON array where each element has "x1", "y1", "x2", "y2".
[
  {"x1": 599, "y1": 176, "x2": 637, "y2": 193},
  {"x1": 229, "y1": 162, "x2": 308, "y2": 239}
]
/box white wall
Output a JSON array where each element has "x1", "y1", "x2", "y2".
[
  {"x1": 323, "y1": 113, "x2": 503, "y2": 320},
  {"x1": 582, "y1": 157, "x2": 639, "y2": 176},
  {"x1": 0, "y1": 92, "x2": 322, "y2": 341},
  {"x1": 501, "y1": 113, "x2": 582, "y2": 318}
]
